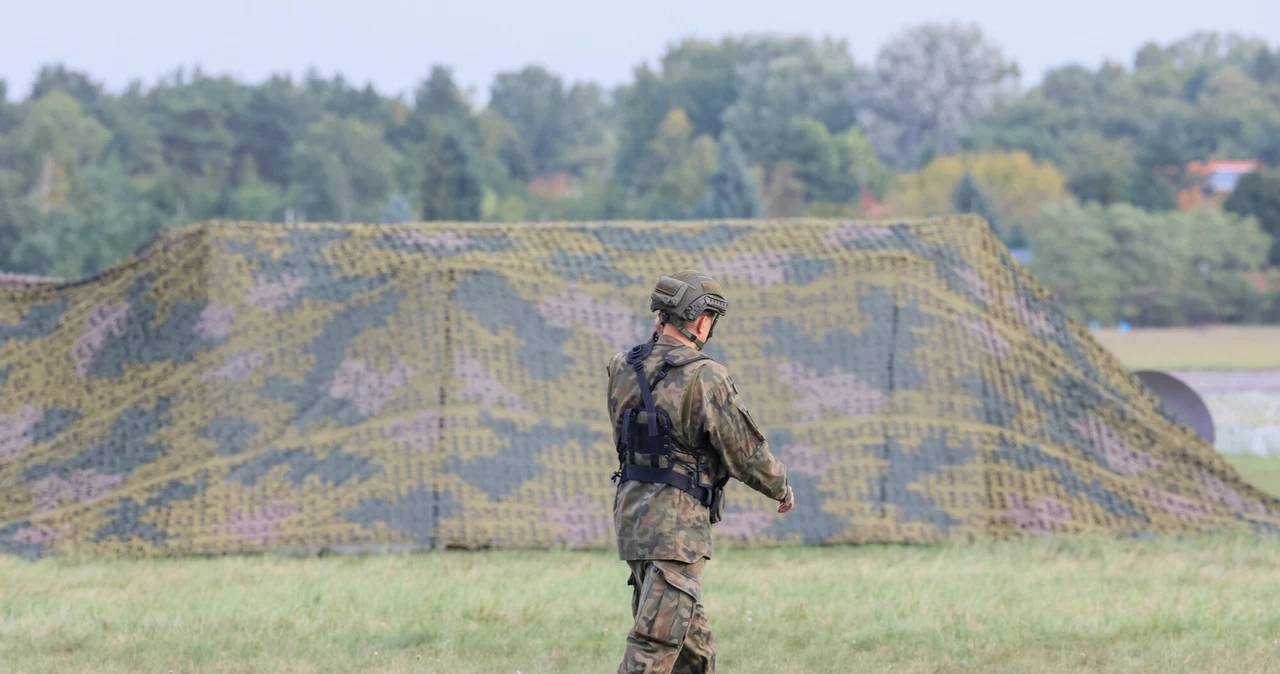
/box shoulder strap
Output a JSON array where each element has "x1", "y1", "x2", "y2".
[
  {"x1": 625, "y1": 343, "x2": 661, "y2": 437},
  {"x1": 626, "y1": 344, "x2": 715, "y2": 438}
]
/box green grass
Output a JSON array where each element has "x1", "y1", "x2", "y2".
[
  {"x1": 4, "y1": 536, "x2": 1280, "y2": 673},
  {"x1": 1092, "y1": 325, "x2": 1280, "y2": 370},
  {"x1": 1227, "y1": 453, "x2": 1280, "y2": 497}
]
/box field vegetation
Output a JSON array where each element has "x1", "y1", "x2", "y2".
[
  {"x1": 1092, "y1": 325, "x2": 1280, "y2": 371},
  {"x1": 3, "y1": 409, "x2": 1278, "y2": 674},
  {"x1": 3, "y1": 535, "x2": 1279, "y2": 674}
]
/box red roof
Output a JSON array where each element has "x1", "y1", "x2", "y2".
[
  {"x1": 527, "y1": 172, "x2": 578, "y2": 200},
  {"x1": 1251, "y1": 272, "x2": 1270, "y2": 293},
  {"x1": 1186, "y1": 160, "x2": 1258, "y2": 176}
]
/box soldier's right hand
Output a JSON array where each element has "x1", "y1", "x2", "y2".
[{"x1": 777, "y1": 486, "x2": 795, "y2": 514}]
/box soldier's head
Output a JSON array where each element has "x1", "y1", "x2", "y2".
[{"x1": 649, "y1": 270, "x2": 728, "y2": 350}]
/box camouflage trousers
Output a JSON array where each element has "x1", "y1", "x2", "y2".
[{"x1": 618, "y1": 557, "x2": 716, "y2": 674}]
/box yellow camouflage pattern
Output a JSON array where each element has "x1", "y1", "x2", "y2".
[{"x1": 1, "y1": 216, "x2": 1277, "y2": 559}]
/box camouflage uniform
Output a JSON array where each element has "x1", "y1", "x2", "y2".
[{"x1": 608, "y1": 334, "x2": 790, "y2": 673}]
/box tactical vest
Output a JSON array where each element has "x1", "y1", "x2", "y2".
[{"x1": 613, "y1": 341, "x2": 729, "y2": 511}]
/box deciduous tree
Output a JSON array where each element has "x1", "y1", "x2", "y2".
[
  {"x1": 858, "y1": 22, "x2": 1018, "y2": 170},
  {"x1": 1224, "y1": 171, "x2": 1280, "y2": 265}
]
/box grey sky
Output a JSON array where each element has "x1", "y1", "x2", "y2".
[{"x1": 3, "y1": 0, "x2": 1278, "y2": 103}]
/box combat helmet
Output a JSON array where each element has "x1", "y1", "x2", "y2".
[{"x1": 650, "y1": 270, "x2": 728, "y2": 350}]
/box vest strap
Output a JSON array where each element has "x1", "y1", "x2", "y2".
[{"x1": 626, "y1": 343, "x2": 659, "y2": 436}]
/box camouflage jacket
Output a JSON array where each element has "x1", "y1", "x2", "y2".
[{"x1": 607, "y1": 334, "x2": 790, "y2": 562}]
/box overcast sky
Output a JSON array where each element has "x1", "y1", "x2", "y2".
[{"x1": 3, "y1": 0, "x2": 1279, "y2": 103}]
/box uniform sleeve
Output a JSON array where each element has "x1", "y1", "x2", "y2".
[{"x1": 695, "y1": 368, "x2": 789, "y2": 502}]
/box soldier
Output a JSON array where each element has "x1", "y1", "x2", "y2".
[{"x1": 607, "y1": 269, "x2": 795, "y2": 674}]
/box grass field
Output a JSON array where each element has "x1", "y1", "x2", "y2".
[
  {"x1": 2, "y1": 457, "x2": 1278, "y2": 674},
  {"x1": 1092, "y1": 325, "x2": 1280, "y2": 370},
  {"x1": 3, "y1": 537, "x2": 1280, "y2": 674},
  {"x1": 4, "y1": 450, "x2": 1280, "y2": 674},
  {"x1": 1226, "y1": 453, "x2": 1280, "y2": 496}
]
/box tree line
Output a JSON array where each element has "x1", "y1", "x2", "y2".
[{"x1": 1, "y1": 25, "x2": 1278, "y2": 325}]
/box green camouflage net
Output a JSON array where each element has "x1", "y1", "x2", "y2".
[{"x1": 1, "y1": 217, "x2": 1276, "y2": 559}]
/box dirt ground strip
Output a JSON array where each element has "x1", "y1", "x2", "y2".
[
  {"x1": 1172, "y1": 371, "x2": 1280, "y2": 394},
  {"x1": 1171, "y1": 371, "x2": 1280, "y2": 456}
]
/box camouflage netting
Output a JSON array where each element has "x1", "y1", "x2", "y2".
[{"x1": 2, "y1": 217, "x2": 1277, "y2": 559}]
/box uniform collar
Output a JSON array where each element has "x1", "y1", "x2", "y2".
[{"x1": 655, "y1": 334, "x2": 694, "y2": 350}]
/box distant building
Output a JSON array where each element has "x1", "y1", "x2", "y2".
[
  {"x1": 1190, "y1": 160, "x2": 1258, "y2": 192},
  {"x1": 527, "y1": 172, "x2": 579, "y2": 201},
  {"x1": 1178, "y1": 160, "x2": 1259, "y2": 210},
  {"x1": 1251, "y1": 272, "x2": 1270, "y2": 293}
]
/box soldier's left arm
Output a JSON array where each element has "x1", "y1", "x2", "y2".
[
  {"x1": 694, "y1": 367, "x2": 790, "y2": 502},
  {"x1": 605, "y1": 353, "x2": 622, "y2": 448}
]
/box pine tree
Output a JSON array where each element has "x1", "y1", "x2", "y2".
[
  {"x1": 694, "y1": 132, "x2": 765, "y2": 219},
  {"x1": 420, "y1": 121, "x2": 483, "y2": 221},
  {"x1": 380, "y1": 193, "x2": 415, "y2": 224},
  {"x1": 951, "y1": 170, "x2": 998, "y2": 230}
]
